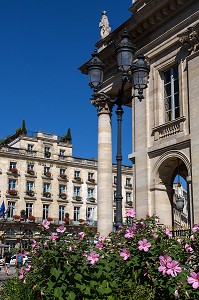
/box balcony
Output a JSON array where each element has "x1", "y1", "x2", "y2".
[
  {"x1": 59, "y1": 193, "x2": 67, "y2": 200},
  {"x1": 87, "y1": 178, "x2": 96, "y2": 185},
  {"x1": 44, "y1": 171, "x2": 52, "y2": 178},
  {"x1": 72, "y1": 177, "x2": 83, "y2": 184},
  {"x1": 43, "y1": 192, "x2": 51, "y2": 198},
  {"x1": 73, "y1": 196, "x2": 82, "y2": 201},
  {"x1": 27, "y1": 169, "x2": 35, "y2": 176},
  {"x1": 7, "y1": 190, "x2": 18, "y2": 196},
  {"x1": 26, "y1": 190, "x2": 35, "y2": 197},
  {"x1": 87, "y1": 197, "x2": 96, "y2": 203}
]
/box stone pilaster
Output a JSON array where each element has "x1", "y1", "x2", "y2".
[{"x1": 91, "y1": 96, "x2": 113, "y2": 236}]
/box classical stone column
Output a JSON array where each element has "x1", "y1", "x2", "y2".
[{"x1": 91, "y1": 96, "x2": 113, "y2": 236}]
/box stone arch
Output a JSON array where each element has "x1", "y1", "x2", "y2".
[{"x1": 150, "y1": 150, "x2": 191, "y2": 227}]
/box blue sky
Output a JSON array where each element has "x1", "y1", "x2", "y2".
[{"x1": 0, "y1": 0, "x2": 133, "y2": 165}]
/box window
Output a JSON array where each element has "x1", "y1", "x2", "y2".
[
  {"x1": 114, "y1": 191, "x2": 117, "y2": 202},
  {"x1": 88, "y1": 188, "x2": 94, "y2": 198},
  {"x1": 8, "y1": 179, "x2": 16, "y2": 190},
  {"x1": 26, "y1": 181, "x2": 34, "y2": 191},
  {"x1": 60, "y1": 168, "x2": 66, "y2": 175},
  {"x1": 26, "y1": 203, "x2": 33, "y2": 217},
  {"x1": 114, "y1": 176, "x2": 117, "y2": 184},
  {"x1": 27, "y1": 164, "x2": 34, "y2": 171},
  {"x1": 44, "y1": 166, "x2": 50, "y2": 173},
  {"x1": 10, "y1": 162, "x2": 17, "y2": 170},
  {"x1": 59, "y1": 149, "x2": 65, "y2": 156},
  {"x1": 126, "y1": 192, "x2": 131, "y2": 203},
  {"x1": 126, "y1": 178, "x2": 131, "y2": 187},
  {"x1": 43, "y1": 183, "x2": 50, "y2": 193},
  {"x1": 43, "y1": 204, "x2": 49, "y2": 219},
  {"x1": 73, "y1": 186, "x2": 80, "y2": 197},
  {"x1": 88, "y1": 172, "x2": 94, "y2": 180},
  {"x1": 59, "y1": 184, "x2": 66, "y2": 194},
  {"x1": 27, "y1": 144, "x2": 33, "y2": 151},
  {"x1": 59, "y1": 205, "x2": 65, "y2": 222},
  {"x1": 44, "y1": 146, "x2": 51, "y2": 158},
  {"x1": 74, "y1": 206, "x2": 80, "y2": 221},
  {"x1": 163, "y1": 65, "x2": 179, "y2": 122},
  {"x1": 86, "y1": 207, "x2": 94, "y2": 220},
  {"x1": 74, "y1": 170, "x2": 80, "y2": 178},
  {"x1": 7, "y1": 201, "x2": 15, "y2": 218}
]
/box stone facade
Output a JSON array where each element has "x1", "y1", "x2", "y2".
[
  {"x1": 80, "y1": 0, "x2": 199, "y2": 228},
  {"x1": 0, "y1": 131, "x2": 133, "y2": 248}
]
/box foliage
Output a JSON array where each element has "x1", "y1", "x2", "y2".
[
  {"x1": 60, "y1": 128, "x2": 72, "y2": 143},
  {"x1": 2, "y1": 213, "x2": 199, "y2": 300}
]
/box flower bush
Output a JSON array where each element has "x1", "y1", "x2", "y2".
[{"x1": 2, "y1": 210, "x2": 199, "y2": 300}]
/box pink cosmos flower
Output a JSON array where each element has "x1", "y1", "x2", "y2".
[
  {"x1": 125, "y1": 228, "x2": 134, "y2": 239},
  {"x1": 95, "y1": 242, "x2": 104, "y2": 250},
  {"x1": 163, "y1": 228, "x2": 172, "y2": 238},
  {"x1": 25, "y1": 265, "x2": 31, "y2": 271},
  {"x1": 56, "y1": 225, "x2": 66, "y2": 233},
  {"x1": 78, "y1": 232, "x2": 85, "y2": 239},
  {"x1": 19, "y1": 269, "x2": 24, "y2": 280},
  {"x1": 120, "y1": 248, "x2": 130, "y2": 260},
  {"x1": 187, "y1": 272, "x2": 199, "y2": 289},
  {"x1": 126, "y1": 208, "x2": 136, "y2": 218},
  {"x1": 87, "y1": 251, "x2": 99, "y2": 265},
  {"x1": 98, "y1": 236, "x2": 105, "y2": 242},
  {"x1": 42, "y1": 219, "x2": 50, "y2": 229},
  {"x1": 185, "y1": 243, "x2": 193, "y2": 253},
  {"x1": 166, "y1": 260, "x2": 182, "y2": 277},
  {"x1": 49, "y1": 233, "x2": 59, "y2": 241},
  {"x1": 192, "y1": 224, "x2": 199, "y2": 233},
  {"x1": 138, "y1": 239, "x2": 151, "y2": 252}
]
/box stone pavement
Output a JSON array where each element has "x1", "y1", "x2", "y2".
[{"x1": 0, "y1": 266, "x2": 16, "y2": 282}]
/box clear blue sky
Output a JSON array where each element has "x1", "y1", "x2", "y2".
[{"x1": 0, "y1": 0, "x2": 133, "y2": 165}]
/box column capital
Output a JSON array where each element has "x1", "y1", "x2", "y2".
[{"x1": 91, "y1": 94, "x2": 114, "y2": 116}]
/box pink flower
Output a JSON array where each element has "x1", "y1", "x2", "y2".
[
  {"x1": 138, "y1": 239, "x2": 151, "y2": 252},
  {"x1": 49, "y1": 233, "x2": 59, "y2": 241},
  {"x1": 98, "y1": 236, "x2": 105, "y2": 242},
  {"x1": 159, "y1": 254, "x2": 172, "y2": 265},
  {"x1": 158, "y1": 262, "x2": 167, "y2": 275},
  {"x1": 126, "y1": 208, "x2": 136, "y2": 218},
  {"x1": 163, "y1": 228, "x2": 172, "y2": 238},
  {"x1": 190, "y1": 235, "x2": 195, "y2": 241},
  {"x1": 120, "y1": 248, "x2": 130, "y2": 260},
  {"x1": 56, "y1": 225, "x2": 66, "y2": 233},
  {"x1": 42, "y1": 219, "x2": 50, "y2": 229},
  {"x1": 166, "y1": 260, "x2": 182, "y2": 277},
  {"x1": 78, "y1": 232, "x2": 85, "y2": 239},
  {"x1": 185, "y1": 243, "x2": 193, "y2": 253},
  {"x1": 31, "y1": 239, "x2": 37, "y2": 249},
  {"x1": 95, "y1": 242, "x2": 104, "y2": 250},
  {"x1": 125, "y1": 228, "x2": 134, "y2": 239},
  {"x1": 174, "y1": 289, "x2": 179, "y2": 297},
  {"x1": 19, "y1": 269, "x2": 24, "y2": 280},
  {"x1": 25, "y1": 265, "x2": 31, "y2": 271},
  {"x1": 87, "y1": 251, "x2": 99, "y2": 265},
  {"x1": 188, "y1": 272, "x2": 199, "y2": 289},
  {"x1": 192, "y1": 224, "x2": 199, "y2": 233},
  {"x1": 177, "y1": 238, "x2": 182, "y2": 244}
]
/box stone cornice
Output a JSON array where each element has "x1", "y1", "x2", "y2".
[{"x1": 178, "y1": 21, "x2": 199, "y2": 54}]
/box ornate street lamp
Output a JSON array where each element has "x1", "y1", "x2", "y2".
[{"x1": 86, "y1": 29, "x2": 150, "y2": 229}]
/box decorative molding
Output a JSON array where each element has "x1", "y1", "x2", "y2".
[
  {"x1": 178, "y1": 22, "x2": 199, "y2": 54},
  {"x1": 152, "y1": 116, "x2": 186, "y2": 140}
]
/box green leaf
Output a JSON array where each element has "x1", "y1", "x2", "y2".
[{"x1": 68, "y1": 291, "x2": 76, "y2": 300}]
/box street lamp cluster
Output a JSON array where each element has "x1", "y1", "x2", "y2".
[{"x1": 86, "y1": 29, "x2": 150, "y2": 229}]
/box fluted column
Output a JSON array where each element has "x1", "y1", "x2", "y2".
[{"x1": 91, "y1": 96, "x2": 113, "y2": 236}]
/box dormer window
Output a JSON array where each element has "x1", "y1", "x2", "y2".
[
  {"x1": 44, "y1": 146, "x2": 51, "y2": 158},
  {"x1": 59, "y1": 149, "x2": 65, "y2": 156},
  {"x1": 27, "y1": 144, "x2": 34, "y2": 151}
]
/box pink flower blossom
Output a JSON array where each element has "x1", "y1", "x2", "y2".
[
  {"x1": 87, "y1": 251, "x2": 99, "y2": 265},
  {"x1": 125, "y1": 228, "x2": 134, "y2": 238},
  {"x1": 49, "y1": 233, "x2": 59, "y2": 241},
  {"x1": 126, "y1": 208, "x2": 136, "y2": 218},
  {"x1": 42, "y1": 219, "x2": 50, "y2": 229},
  {"x1": 185, "y1": 243, "x2": 193, "y2": 253},
  {"x1": 78, "y1": 232, "x2": 85, "y2": 239},
  {"x1": 19, "y1": 269, "x2": 24, "y2": 280},
  {"x1": 138, "y1": 239, "x2": 151, "y2": 252},
  {"x1": 98, "y1": 236, "x2": 105, "y2": 242},
  {"x1": 25, "y1": 265, "x2": 31, "y2": 271},
  {"x1": 166, "y1": 260, "x2": 182, "y2": 277},
  {"x1": 56, "y1": 225, "x2": 66, "y2": 233},
  {"x1": 174, "y1": 289, "x2": 179, "y2": 297},
  {"x1": 192, "y1": 224, "x2": 199, "y2": 233},
  {"x1": 120, "y1": 249, "x2": 130, "y2": 260},
  {"x1": 95, "y1": 242, "x2": 104, "y2": 250},
  {"x1": 159, "y1": 254, "x2": 172, "y2": 265},
  {"x1": 163, "y1": 228, "x2": 172, "y2": 238},
  {"x1": 158, "y1": 262, "x2": 167, "y2": 275},
  {"x1": 177, "y1": 238, "x2": 182, "y2": 244},
  {"x1": 190, "y1": 235, "x2": 195, "y2": 241},
  {"x1": 31, "y1": 240, "x2": 37, "y2": 249},
  {"x1": 188, "y1": 272, "x2": 199, "y2": 289}
]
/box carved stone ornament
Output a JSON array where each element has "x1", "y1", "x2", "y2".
[
  {"x1": 91, "y1": 94, "x2": 114, "y2": 116},
  {"x1": 178, "y1": 23, "x2": 199, "y2": 54},
  {"x1": 99, "y1": 11, "x2": 111, "y2": 39}
]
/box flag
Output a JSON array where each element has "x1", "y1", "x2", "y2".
[{"x1": 0, "y1": 200, "x2": 5, "y2": 217}]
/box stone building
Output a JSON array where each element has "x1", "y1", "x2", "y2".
[
  {"x1": 80, "y1": 0, "x2": 199, "y2": 229},
  {"x1": 0, "y1": 130, "x2": 133, "y2": 249}
]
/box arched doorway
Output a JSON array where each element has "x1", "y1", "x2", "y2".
[{"x1": 152, "y1": 151, "x2": 191, "y2": 228}]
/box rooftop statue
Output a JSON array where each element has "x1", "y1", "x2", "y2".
[{"x1": 99, "y1": 11, "x2": 111, "y2": 39}]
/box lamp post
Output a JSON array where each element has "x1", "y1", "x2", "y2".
[{"x1": 86, "y1": 29, "x2": 150, "y2": 231}]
